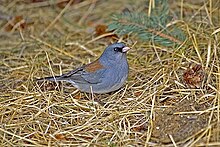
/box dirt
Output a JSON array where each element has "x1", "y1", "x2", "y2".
[{"x1": 152, "y1": 98, "x2": 210, "y2": 144}]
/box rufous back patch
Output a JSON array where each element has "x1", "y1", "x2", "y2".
[{"x1": 85, "y1": 60, "x2": 104, "y2": 72}]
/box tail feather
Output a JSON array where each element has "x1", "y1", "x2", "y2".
[{"x1": 36, "y1": 75, "x2": 64, "y2": 82}]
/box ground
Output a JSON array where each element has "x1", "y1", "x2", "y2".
[{"x1": 0, "y1": 0, "x2": 220, "y2": 146}]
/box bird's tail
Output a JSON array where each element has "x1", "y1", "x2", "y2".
[{"x1": 36, "y1": 75, "x2": 64, "y2": 82}]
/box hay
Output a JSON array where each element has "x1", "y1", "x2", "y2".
[{"x1": 0, "y1": 0, "x2": 220, "y2": 146}]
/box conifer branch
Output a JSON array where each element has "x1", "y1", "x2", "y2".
[{"x1": 108, "y1": 0, "x2": 186, "y2": 46}]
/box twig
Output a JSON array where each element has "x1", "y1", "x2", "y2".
[
  {"x1": 65, "y1": 42, "x2": 97, "y2": 56},
  {"x1": 78, "y1": 0, "x2": 97, "y2": 25},
  {"x1": 85, "y1": 32, "x2": 117, "y2": 44},
  {"x1": 30, "y1": 35, "x2": 83, "y2": 62},
  {"x1": 40, "y1": 0, "x2": 74, "y2": 36}
]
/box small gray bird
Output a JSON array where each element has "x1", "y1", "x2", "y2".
[{"x1": 38, "y1": 43, "x2": 130, "y2": 93}]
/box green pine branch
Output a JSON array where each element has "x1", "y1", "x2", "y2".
[{"x1": 108, "y1": 0, "x2": 186, "y2": 47}]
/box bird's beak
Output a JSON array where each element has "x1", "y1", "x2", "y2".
[{"x1": 122, "y1": 47, "x2": 131, "y2": 53}]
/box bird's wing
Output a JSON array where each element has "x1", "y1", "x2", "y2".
[{"x1": 58, "y1": 60, "x2": 106, "y2": 84}]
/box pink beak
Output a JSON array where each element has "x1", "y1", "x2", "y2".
[{"x1": 122, "y1": 47, "x2": 131, "y2": 53}]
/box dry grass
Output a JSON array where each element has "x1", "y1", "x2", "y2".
[{"x1": 0, "y1": 0, "x2": 220, "y2": 146}]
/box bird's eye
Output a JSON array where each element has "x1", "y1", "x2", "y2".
[
  {"x1": 114, "y1": 47, "x2": 118, "y2": 51},
  {"x1": 114, "y1": 47, "x2": 123, "y2": 53}
]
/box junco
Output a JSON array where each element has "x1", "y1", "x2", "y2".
[{"x1": 38, "y1": 42, "x2": 130, "y2": 94}]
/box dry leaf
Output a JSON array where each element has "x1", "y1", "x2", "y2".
[
  {"x1": 95, "y1": 24, "x2": 118, "y2": 38},
  {"x1": 5, "y1": 15, "x2": 34, "y2": 32},
  {"x1": 55, "y1": 134, "x2": 67, "y2": 140},
  {"x1": 95, "y1": 24, "x2": 108, "y2": 35},
  {"x1": 57, "y1": 0, "x2": 83, "y2": 8},
  {"x1": 134, "y1": 91, "x2": 142, "y2": 97}
]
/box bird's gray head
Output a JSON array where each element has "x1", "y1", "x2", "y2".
[{"x1": 99, "y1": 43, "x2": 130, "y2": 64}]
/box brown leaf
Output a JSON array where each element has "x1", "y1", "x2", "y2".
[
  {"x1": 134, "y1": 91, "x2": 142, "y2": 97},
  {"x1": 5, "y1": 15, "x2": 34, "y2": 32},
  {"x1": 95, "y1": 24, "x2": 118, "y2": 39},
  {"x1": 57, "y1": 0, "x2": 83, "y2": 8},
  {"x1": 55, "y1": 134, "x2": 67, "y2": 140},
  {"x1": 31, "y1": 0, "x2": 46, "y2": 2},
  {"x1": 132, "y1": 124, "x2": 148, "y2": 132},
  {"x1": 95, "y1": 24, "x2": 108, "y2": 36},
  {"x1": 74, "y1": 93, "x2": 82, "y2": 99}
]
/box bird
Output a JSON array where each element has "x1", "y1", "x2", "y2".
[{"x1": 37, "y1": 42, "x2": 130, "y2": 94}]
